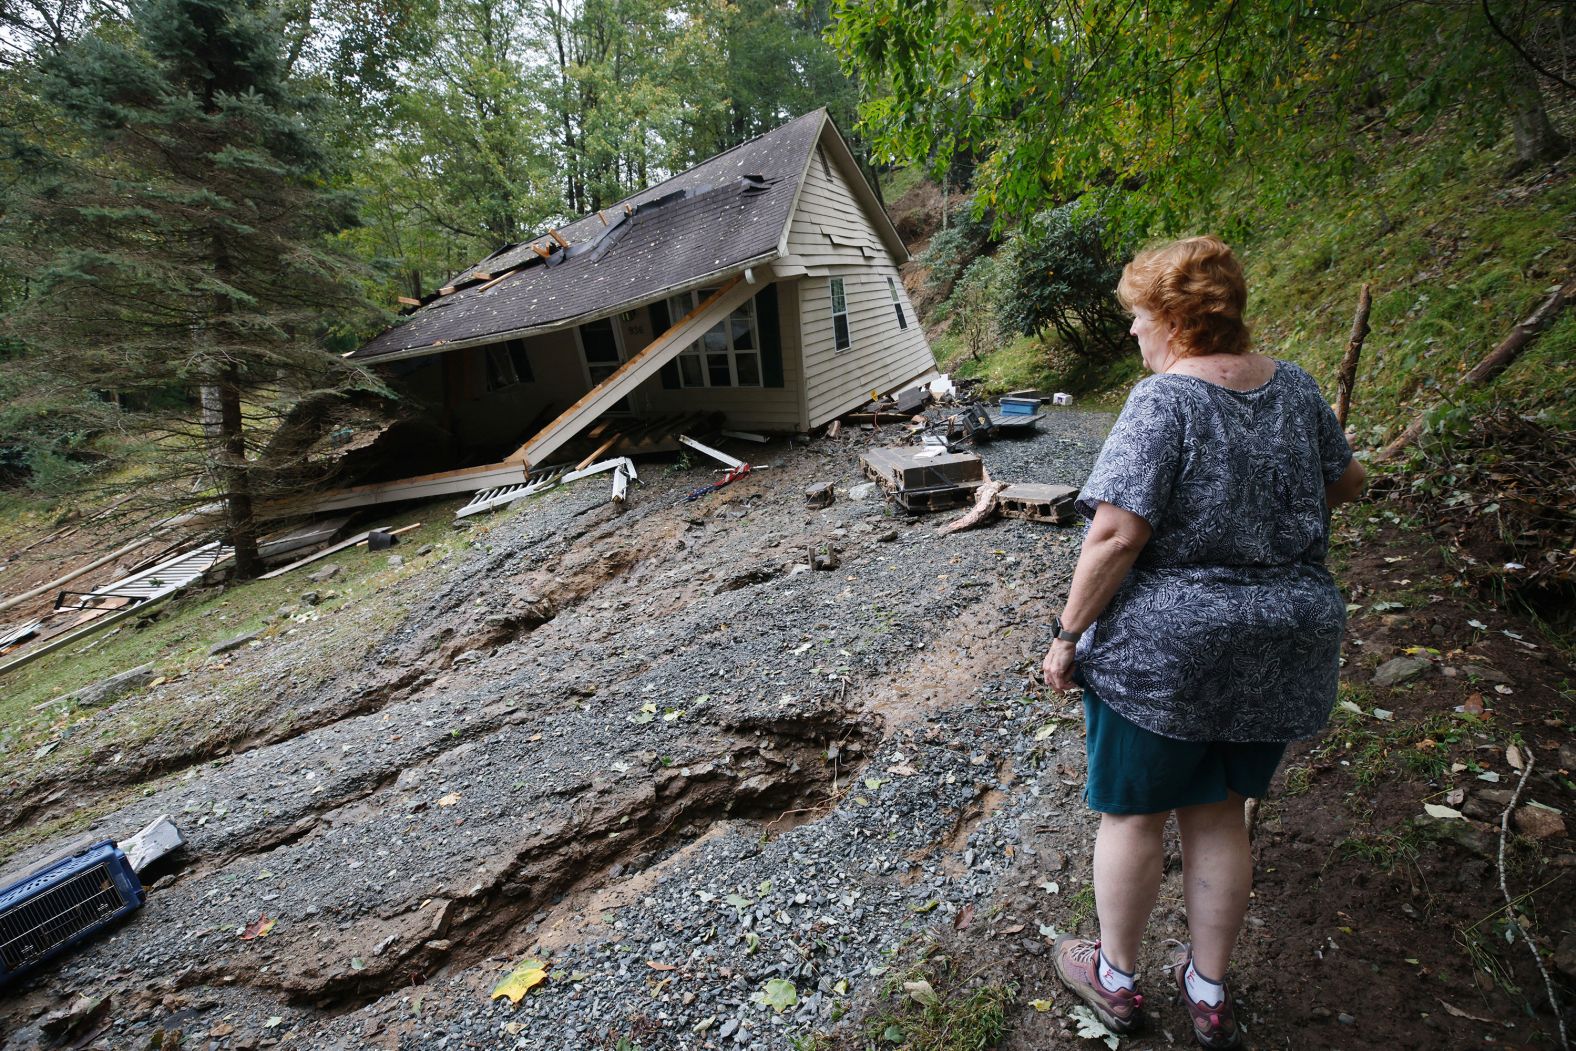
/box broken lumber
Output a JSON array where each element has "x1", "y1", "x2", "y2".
[
  {"x1": 1335, "y1": 283, "x2": 1372, "y2": 429},
  {"x1": 576, "y1": 430, "x2": 625, "y2": 470},
  {"x1": 354, "y1": 523, "x2": 422, "y2": 547},
  {"x1": 0, "y1": 532, "x2": 162, "y2": 615},
  {"x1": 678, "y1": 434, "x2": 745, "y2": 470},
  {"x1": 1376, "y1": 275, "x2": 1575, "y2": 461},
  {"x1": 611, "y1": 464, "x2": 630, "y2": 504},
  {"x1": 259, "y1": 529, "x2": 378, "y2": 579},
  {"x1": 562, "y1": 457, "x2": 636, "y2": 484},
  {"x1": 720, "y1": 429, "x2": 769, "y2": 443},
  {"x1": 397, "y1": 296, "x2": 421, "y2": 307}
]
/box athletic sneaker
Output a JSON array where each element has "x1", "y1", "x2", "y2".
[
  {"x1": 1051, "y1": 936, "x2": 1144, "y2": 1034},
  {"x1": 1165, "y1": 940, "x2": 1242, "y2": 1049}
]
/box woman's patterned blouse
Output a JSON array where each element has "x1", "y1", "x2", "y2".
[{"x1": 1073, "y1": 360, "x2": 1355, "y2": 742}]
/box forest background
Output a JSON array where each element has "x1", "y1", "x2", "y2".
[{"x1": 0, "y1": 0, "x2": 1571, "y2": 609}]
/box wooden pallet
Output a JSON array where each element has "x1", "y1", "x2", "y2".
[
  {"x1": 997, "y1": 483, "x2": 1078, "y2": 524},
  {"x1": 895, "y1": 481, "x2": 983, "y2": 515}
]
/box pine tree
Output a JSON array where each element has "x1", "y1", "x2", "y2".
[{"x1": 1, "y1": 0, "x2": 378, "y2": 577}]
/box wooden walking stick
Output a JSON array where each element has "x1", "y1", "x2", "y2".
[{"x1": 1335, "y1": 283, "x2": 1372, "y2": 430}]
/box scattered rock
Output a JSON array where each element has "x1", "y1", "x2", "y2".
[
  {"x1": 38, "y1": 994, "x2": 110, "y2": 1039},
  {"x1": 1372, "y1": 656, "x2": 1430, "y2": 688},
  {"x1": 1338, "y1": 1012, "x2": 1356, "y2": 1026},
  {"x1": 46, "y1": 664, "x2": 157, "y2": 710},
  {"x1": 305, "y1": 563, "x2": 341, "y2": 584},
  {"x1": 877, "y1": 529, "x2": 900, "y2": 543},
  {"x1": 812, "y1": 549, "x2": 840, "y2": 571},
  {"x1": 848, "y1": 482, "x2": 878, "y2": 501},
  {"x1": 208, "y1": 632, "x2": 260, "y2": 657},
  {"x1": 388, "y1": 555, "x2": 405, "y2": 568},
  {"x1": 1461, "y1": 788, "x2": 1514, "y2": 823},
  {"x1": 804, "y1": 482, "x2": 835, "y2": 509},
  {"x1": 1414, "y1": 813, "x2": 1494, "y2": 857},
  {"x1": 1555, "y1": 933, "x2": 1576, "y2": 982},
  {"x1": 1463, "y1": 665, "x2": 1512, "y2": 684},
  {"x1": 1513, "y1": 805, "x2": 1566, "y2": 841},
  {"x1": 415, "y1": 545, "x2": 435, "y2": 557},
  {"x1": 300, "y1": 591, "x2": 322, "y2": 607},
  {"x1": 1558, "y1": 741, "x2": 1576, "y2": 773}
]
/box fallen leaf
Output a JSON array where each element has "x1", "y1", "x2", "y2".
[
  {"x1": 350, "y1": 957, "x2": 365, "y2": 971},
  {"x1": 1445, "y1": 788, "x2": 1465, "y2": 806},
  {"x1": 1494, "y1": 685, "x2": 1514, "y2": 696},
  {"x1": 864, "y1": 777, "x2": 884, "y2": 790},
  {"x1": 887, "y1": 763, "x2": 918, "y2": 776},
  {"x1": 1372, "y1": 707, "x2": 1394, "y2": 721},
  {"x1": 693, "y1": 1016, "x2": 715, "y2": 1033},
  {"x1": 724, "y1": 893, "x2": 753, "y2": 911},
  {"x1": 1462, "y1": 693, "x2": 1486, "y2": 715},
  {"x1": 1467, "y1": 619, "x2": 1487, "y2": 630},
  {"x1": 436, "y1": 792, "x2": 461, "y2": 807},
  {"x1": 999, "y1": 923, "x2": 1025, "y2": 936},
  {"x1": 1438, "y1": 999, "x2": 1496, "y2": 1024},
  {"x1": 1033, "y1": 723, "x2": 1057, "y2": 741},
  {"x1": 490, "y1": 960, "x2": 549, "y2": 1005},
  {"x1": 754, "y1": 978, "x2": 798, "y2": 1013},
  {"x1": 1338, "y1": 699, "x2": 1365, "y2": 716},
  {"x1": 954, "y1": 904, "x2": 975, "y2": 930},
  {"x1": 1029, "y1": 998, "x2": 1053, "y2": 1012},
  {"x1": 1039, "y1": 880, "x2": 1060, "y2": 895},
  {"x1": 1477, "y1": 770, "x2": 1501, "y2": 783},
  {"x1": 1507, "y1": 744, "x2": 1525, "y2": 770},
  {"x1": 1069, "y1": 1004, "x2": 1120, "y2": 1049},
  {"x1": 239, "y1": 915, "x2": 276, "y2": 940},
  {"x1": 902, "y1": 980, "x2": 939, "y2": 1007},
  {"x1": 1424, "y1": 803, "x2": 1464, "y2": 820},
  {"x1": 263, "y1": 1016, "x2": 283, "y2": 1030},
  {"x1": 647, "y1": 961, "x2": 677, "y2": 971},
  {"x1": 210, "y1": 1023, "x2": 234, "y2": 1037}
]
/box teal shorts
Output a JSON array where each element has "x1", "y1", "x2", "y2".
[{"x1": 1081, "y1": 690, "x2": 1288, "y2": 815}]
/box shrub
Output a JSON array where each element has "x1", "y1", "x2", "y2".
[{"x1": 998, "y1": 199, "x2": 1134, "y2": 359}]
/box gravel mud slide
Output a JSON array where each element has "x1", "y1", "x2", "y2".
[{"x1": 0, "y1": 412, "x2": 1113, "y2": 1049}]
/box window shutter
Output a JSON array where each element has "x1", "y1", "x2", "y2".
[
  {"x1": 757, "y1": 284, "x2": 783, "y2": 388},
  {"x1": 650, "y1": 300, "x2": 679, "y2": 389}
]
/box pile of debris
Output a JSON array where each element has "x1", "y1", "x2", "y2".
[{"x1": 855, "y1": 445, "x2": 1077, "y2": 527}]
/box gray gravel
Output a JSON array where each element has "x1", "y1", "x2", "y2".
[{"x1": 0, "y1": 407, "x2": 1114, "y2": 1050}]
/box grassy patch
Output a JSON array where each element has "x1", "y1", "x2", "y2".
[
  {"x1": 0, "y1": 503, "x2": 464, "y2": 773},
  {"x1": 862, "y1": 941, "x2": 1015, "y2": 1051},
  {"x1": 946, "y1": 328, "x2": 1140, "y2": 408}
]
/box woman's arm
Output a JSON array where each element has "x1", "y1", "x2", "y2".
[
  {"x1": 1042, "y1": 501, "x2": 1153, "y2": 691},
  {"x1": 1326, "y1": 458, "x2": 1366, "y2": 507}
]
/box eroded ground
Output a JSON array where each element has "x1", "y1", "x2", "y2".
[{"x1": 1, "y1": 414, "x2": 1572, "y2": 1051}]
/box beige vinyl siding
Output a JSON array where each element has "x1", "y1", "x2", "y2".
[
  {"x1": 625, "y1": 281, "x2": 807, "y2": 431},
  {"x1": 781, "y1": 134, "x2": 935, "y2": 426},
  {"x1": 801, "y1": 271, "x2": 934, "y2": 426}
]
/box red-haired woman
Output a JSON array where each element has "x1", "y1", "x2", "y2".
[{"x1": 1042, "y1": 236, "x2": 1366, "y2": 1049}]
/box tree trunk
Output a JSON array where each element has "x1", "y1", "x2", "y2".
[
  {"x1": 1375, "y1": 276, "x2": 1575, "y2": 461},
  {"x1": 217, "y1": 370, "x2": 262, "y2": 578},
  {"x1": 1506, "y1": 59, "x2": 1569, "y2": 173}
]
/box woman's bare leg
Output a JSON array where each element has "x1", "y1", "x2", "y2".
[
  {"x1": 1092, "y1": 810, "x2": 1169, "y2": 972},
  {"x1": 1174, "y1": 792, "x2": 1252, "y2": 980}
]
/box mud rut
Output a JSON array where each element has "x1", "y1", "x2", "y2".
[{"x1": 0, "y1": 426, "x2": 1106, "y2": 1047}]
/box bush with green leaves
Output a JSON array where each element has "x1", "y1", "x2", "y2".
[
  {"x1": 918, "y1": 198, "x2": 998, "y2": 304},
  {"x1": 998, "y1": 200, "x2": 1134, "y2": 359}
]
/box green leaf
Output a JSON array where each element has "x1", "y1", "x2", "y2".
[{"x1": 752, "y1": 977, "x2": 798, "y2": 1014}]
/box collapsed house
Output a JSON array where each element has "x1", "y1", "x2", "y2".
[{"x1": 309, "y1": 108, "x2": 936, "y2": 513}]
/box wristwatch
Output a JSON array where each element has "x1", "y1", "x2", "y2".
[{"x1": 1051, "y1": 616, "x2": 1083, "y2": 644}]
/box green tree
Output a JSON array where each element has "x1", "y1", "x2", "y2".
[
  {"x1": 0, "y1": 0, "x2": 378, "y2": 576},
  {"x1": 829, "y1": 0, "x2": 1572, "y2": 224}
]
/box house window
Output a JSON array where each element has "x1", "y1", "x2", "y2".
[
  {"x1": 887, "y1": 277, "x2": 908, "y2": 330},
  {"x1": 484, "y1": 338, "x2": 533, "y2": 390},
  {"x1": 578, "y1": 316, "x2": 631, "y2": 411},
  {"x1": 666, "y1": 288, "x2": 761, "y2": 388},
  {"x1": 830, "y1": 277, "x2": 851, "y2": 351}
]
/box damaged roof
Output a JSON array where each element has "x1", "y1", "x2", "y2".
[{"x1": 350, "y1": 109, "x2": 837, "y2": 363}]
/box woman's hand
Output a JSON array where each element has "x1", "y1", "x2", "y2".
[{"x1": 1042, "y1": 638, "x2": 1078, "y2": 693}]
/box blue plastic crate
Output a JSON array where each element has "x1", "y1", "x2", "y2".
[
  {"x1": 999, "y1": 397, "x2": 1039, "y2": 416},
  {"x1": 0, "y1": 840, "x2": 144, "y2": 987}
]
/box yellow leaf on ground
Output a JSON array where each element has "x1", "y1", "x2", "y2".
[
  {"x1": 490, "y1": 961, "x2": 548, "y2": 1005},
  {"x1": 437, "y1": 792, "x2": 461, "y2": 807}
]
